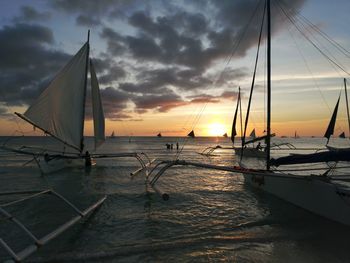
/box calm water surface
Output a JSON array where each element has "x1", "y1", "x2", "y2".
[{"x1": 0, "y1": 136, "x2": 350, "y2": 262}]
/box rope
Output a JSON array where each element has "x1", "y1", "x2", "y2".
[
  {"x1": 174, "y1": 0, "x2": 265, "y2": 159},
  {"x1": 276, "y1": 0, "x2": 350, "y2": 76}
]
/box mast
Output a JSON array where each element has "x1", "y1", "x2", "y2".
[
  {"x1": 266, "y1": 0, "x2": 271, "y2": 170},
  {"x1": 344, "y1": 78, "x2": 350, "y2": 138},
  {"x1": 80, "y1": 30, "x2": 90, "y2": 152}
]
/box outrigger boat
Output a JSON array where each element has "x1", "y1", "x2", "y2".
[
  {"x1": 1, "y1": 31, "x2": 154, "y2": 174},
  {"x1": 149, "y1": 0, "x2": 350, "y2": 226}
]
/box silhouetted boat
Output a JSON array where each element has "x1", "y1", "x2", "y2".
[
  {"x1": 153, "y1": 0, "x2": 350, "y2": 226},
  {"x1": 187, "y1": 130, "x2": 195, "y2": 138}
]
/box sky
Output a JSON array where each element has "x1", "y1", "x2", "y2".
[{"x1": 0, "y1": 0, "x2": 349, "y2": 137}]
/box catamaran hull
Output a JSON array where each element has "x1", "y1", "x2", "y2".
[
  {"x1": 243, "y1": 172, "x2": 350, "y2": 226},
  {"x1": 235, "y1": 148, "x2": 266, "y2": 158},
  {"x1": 36, "y1": 157, "x2": 91, "y2": 174}
]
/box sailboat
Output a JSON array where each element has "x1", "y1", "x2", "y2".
[
  {"x1": 231, "y1": 88, "x2": 275, "y2": 158},
  {"x1": 187, "y1": 130, "x2": 195, "y2": 138},
  {"x1": 2, "y1": 31, "x2": 154, "y2": 174},
  {"x1": 324, "y1": 78, "x2": 350, "y2": 151},
  {"x1": 237, "y1": 0, "x2": 350, "y2": 225},
  {"x1": 157, "y1": 132, "x2": 162, "y2": 137},
  {"x1": 294, "y1": 131, "x2": 300, "y2": 139},
  {"x1": 223, "y1": 133, "x2": 228, "y2": 138},
  {"x1": 110, "y1": 131, "x2": 116, "y2": 138},
  {"x1": 149, "y1": 0, "x2": 350, "y2": 226}
]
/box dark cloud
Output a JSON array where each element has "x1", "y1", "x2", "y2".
[
  {"x1": 76, "y1": 15, "x2": 101, "y2": 26},
  {"x1": 13, "y1": 6, "x2": 51, "y2": 23},
  {"x1": 100, "y1": 27, "x2": 126, "y2": 55},
  {"x1": 91, "y1": 57, "x2": 126, "y2": 85},
  {"x1": 188, "y1": 90, "x2": 240, "y2": 103},
  {"x1": 0, "y1": 0, "x2": 308, "y2": 123},
  {"x1": 85, "y1": 87, "x2": 130, "y2": 120},
  {"x1": 132, "y1": 89, "x2": 188, "y2": 113},
  {"x1": 0, "y1": 23, "x2": 69, "y2": 106}
]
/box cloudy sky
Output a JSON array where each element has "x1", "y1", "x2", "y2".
[{"x1": 0, "y1": 0, "x2": 349, "y2": 137}]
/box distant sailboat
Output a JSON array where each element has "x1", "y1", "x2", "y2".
[
  {"x1": 294, "y1": 131, "x2": 300, "y2": 139},
  {"x1": 110, "y1": 131, "x2": 116, "y2": 138},
  {"x1": 249, "y1": 129, "x2": 256, "y2": 138},
  {"x1": 223, "y1": 133, "x2": 228, "y2": 138},
  {"x1": 339, "y1": 132, "x2": 346, "y2": 138},
  {"x1": 157, "y1": 132, "x2": 162, "y2": 137},
  {"x1": 187, "y1": 130, "x2": 195, "y2": 138}
]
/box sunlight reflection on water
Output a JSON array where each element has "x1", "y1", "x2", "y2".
[{"x1": 0, "y1": 136, "x2": 350, "y2": 262}]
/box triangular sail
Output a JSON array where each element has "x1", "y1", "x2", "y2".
[
  {"x1": 249, "y1": 129, "x2": 256, "y2": 138},
  {"x1": 188, "y1": 130, "x2": 195, "y2": 138},
  {"x1": 111, "y1": 131, "x2": 115, "y2": 137},
  {"x1": 23, "y1": 43, "x2": 89, "y2": 151},
  {"x1": 339, "y1": 132, "x2": 346, "y2": 138},
  {"x1": 344, "y1": 78, "x2": 350, "y2": 138},
  {"x1": 157, "y1": 133, "x2": 162, "y2": 137},
  {"x1": 231, "y1": 88, "x2": 241, "y2": 144},
  {"x1": 223, "y1": 133, "x2": 228, "y2": 138},
  {"x1": 324, "y1": 94, "x2": 341, "y2": 144},
  {"x1": 90, "y1": 59, "x2": 105, "y2": 149}
]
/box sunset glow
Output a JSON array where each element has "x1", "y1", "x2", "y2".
[
  {"x1": 0, "y1": 1, "x2": 348, "y2": 137},
  {"x1": 207, "y1": 123, "x2": 227, "y2": 137}
]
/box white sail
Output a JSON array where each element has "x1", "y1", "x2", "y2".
[
  {"x1": 90, "y1": 59, "x2": 105, "y2": 149},
  {"x1": 23, "y1": 43, "x2": 89, "y2": 150}
]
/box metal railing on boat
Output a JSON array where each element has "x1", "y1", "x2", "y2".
[{"x1": 0, "y1": 189, "x2": 106, "y2": 262}]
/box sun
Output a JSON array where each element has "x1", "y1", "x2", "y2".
[{"x1": 207, "y1": 123, "x2": 226, "y2": 136}]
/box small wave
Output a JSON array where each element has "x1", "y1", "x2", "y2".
[{"x1": 29, "y1": 233, "x2": 288, "y2": 263}]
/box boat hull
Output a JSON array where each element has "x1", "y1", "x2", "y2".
[
  {"x1": 235, "y1": 147, "x2": 266, "y2": 158},
  {"x1": 243, "y1": 172, "x2": 350, "y2": 226},
  {"x1": 36, "y1": 157, "x2": 93, "y2": 174}
]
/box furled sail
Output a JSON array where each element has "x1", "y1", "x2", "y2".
[
  {"x1": 270, "y1": 149, "x2": 350, "y2": 166},
  {"x1": 90, "y1": 59, "x2": 105, "y2": 149},
  {"x1": 22, "y1": 43, "x2": 89, "y2": 151},
  {"x1": 324, "y1": 94, "x2": 340, "y2": 144},
  {"x1": 231, "y1": 88, "x2": 241, "y2": 144},
  {"x1": 187, "y1": 130, "x2": 195, "y2": 138}
]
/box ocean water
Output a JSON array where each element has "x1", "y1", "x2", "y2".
[{"x1": 0, "y1": 136, "x2": 350, "y2": 262}]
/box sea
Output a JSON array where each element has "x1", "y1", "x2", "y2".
[{"x1": 0, "y1": 136, "x2": 350, "y2": 263}]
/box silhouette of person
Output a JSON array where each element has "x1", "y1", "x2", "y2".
[{"x1": 85, "y1": 151, "x2": 92, "y2": 167}]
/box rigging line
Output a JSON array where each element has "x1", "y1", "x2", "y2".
[
  {"x1": 278, "y1": 1, "x2": 346, "y2": 78},
  {"x1": 273, "y1": 0, "x2": 347, "y2": 137},
  {"x1": 189, "y1": 0, "x2": 265, "y2": 132},
  {"x1": 214, "y1": 0, "x2": 264, "y2": 87},
  {"x1": 272, "y1": 0, "x2": 333, "y2": 114},
  {"x1": 264, "y1": 32, "x2": 267, "y2": 132},
  {"x1": 175, "y1": 0, "x2": 265, "y2": 159},
  {"x1": 287, "y1": 7, "x2": 348, "y2": 77},
  {"x1": 276, "y1": 1, "x2": 350, "y2": 76},
  {"x1": 242, "y1": 0, "x2": 266, "y2": 148},
  {"x1": 279, "y1": 0, "x2": 350, "y2": 58},
  {"x1": 276, "y1": 0, "x2": 347, "y2": 91}
]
